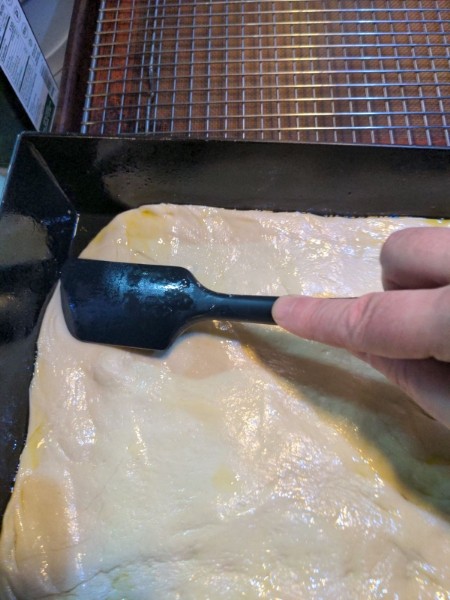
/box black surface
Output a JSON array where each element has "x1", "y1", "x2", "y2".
[
  {"x1": 0, "y1": 133, "x2": 449, "y2": 520},
  {"x1": 25, "y1": 134, "x2": 450, "y2": 217}
]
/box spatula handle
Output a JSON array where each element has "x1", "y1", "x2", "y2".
[{"x1": 205, "y1": 292, "x2": 278, "y2": 324}]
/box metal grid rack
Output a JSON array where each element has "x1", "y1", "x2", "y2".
[{"x1": 80, "y1": 0, "x2": 450, "y2": 146}]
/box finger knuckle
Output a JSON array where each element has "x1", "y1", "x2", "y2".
[
  {"x1": 384, "y1": 359, "x2": 411, "y2": 392},
  {"x1": 344, "y1": 294, "x2": 379, "y2": 351},
  {"x1": 431, "y1": 286, "x2": 450, "y2": 362}
]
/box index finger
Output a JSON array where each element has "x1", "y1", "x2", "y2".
[{"x1": 272, "y1": 287, "x2": 450, "y2": 362}]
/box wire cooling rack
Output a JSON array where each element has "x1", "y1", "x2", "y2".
[{"x1": 80, "y1": 0, "x2": 450, "y2": 146}]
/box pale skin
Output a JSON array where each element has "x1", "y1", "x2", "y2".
[{"x1": 272, "y1": 227, "x2": 450, "y2": 427}]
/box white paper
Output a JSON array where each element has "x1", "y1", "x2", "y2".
[{"x1": 0, "y1": 0, "x2": 58, "y2": 131}]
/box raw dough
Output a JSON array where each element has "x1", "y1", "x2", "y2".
[{"x1": 1, "y1": 205, "x2": 450, "y2": 599}]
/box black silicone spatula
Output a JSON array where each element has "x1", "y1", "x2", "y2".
[{"x1": 60, "y1": 259, "x2": 278, "y2": 351}]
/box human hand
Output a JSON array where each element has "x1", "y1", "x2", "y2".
[{"x1": 272, "y1": 227, "x2": 450, "y2": 427}]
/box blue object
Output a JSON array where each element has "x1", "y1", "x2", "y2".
[{"x1": 0, "y1": 174, "x2": 6, "y2": 200}]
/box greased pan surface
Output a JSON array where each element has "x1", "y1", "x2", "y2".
[{"x1": 0, "y1": 134, "x2": 449, "y2": 519}]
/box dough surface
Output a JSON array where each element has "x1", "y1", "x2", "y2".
[{"x1": 1, "y1": 205, "x2": 450, "y2": 599}]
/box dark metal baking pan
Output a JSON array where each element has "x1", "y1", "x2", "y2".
[{"x1": 0, "y1": 133, "x2": 449, "y2": 519}]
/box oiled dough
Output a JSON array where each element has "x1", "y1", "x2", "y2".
[{"x1": 1, "y1": 205, "x2": 450, "y2": 599}]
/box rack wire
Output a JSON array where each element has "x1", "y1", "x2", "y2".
[{"x1": 80, "y1": 0, "x2": 450, "y2": 146}]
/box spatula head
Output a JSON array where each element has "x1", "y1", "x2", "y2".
[{"x1": 60, "y1": 259, "x2": 203, "y2": 351}]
